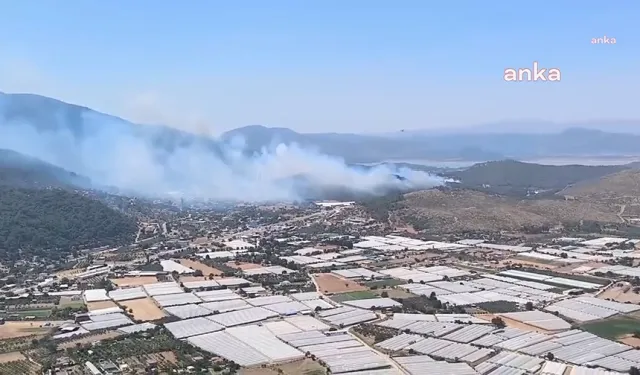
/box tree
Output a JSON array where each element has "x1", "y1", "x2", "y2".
[
  {"x1": 491, "y1": 317, "x2": 506, "y2": 328},
  {"x1": 546, "y1": 352, "x2": 555, "y2": 360},
  {"x1": 380, "y1": 291, "x2": 389, "y2": 298},
  {"x1": 525, "y1": 301, "x2": 534, "y2": 311},
  {"x1": 193, "y1": 269, "x2": 203, "y2": 277},
  {"x1": 630, "y1": 366, "x2": 640, "y2": 375}
]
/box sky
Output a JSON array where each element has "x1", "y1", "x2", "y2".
[{"x1": 0, "y1": 1, "x2": 638, "y2": 135}]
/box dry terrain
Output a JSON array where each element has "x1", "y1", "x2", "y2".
[
  {"x1": 561, "y1": 170, "x2": 640, "y2": 201},
  {"x1": 59, "y1": 331, "x2": 123, "y2": 349},
  {"x1": 313, "y1": 273, "x2": 367, "y2": 294},
  {"x1": 394, "y1": 189, "x2": 619, "y2": 233},
  {"x1": 598, "y1": 282, "x2": 640, "y2": 304},
  {"x1": 240, "y1": 359, "x2": 326, "y2": 375},
  {"x1": 619, "y1": 335, "x2": 640, "y2": 347},
  {"x1": 87, "y1": 300, "x2": 118, "y2": 311},
  {"x1": 228, "y1": 261, "x2": 263, "y2": 270},
  {"x1": 110, "y1": 276, "x2": 159, "y2": 287},
  {"x1": 54, "y1": 268, "x2": 83, "y2": 279},
  {"x1": 474, "y1": 314, "x2": 554, "y2": 334},
  {"x1": 120, "y1": 298, "x2": 166, "y2": 321},
  {"x1": 0, "y1": 321, "x2": 63, "y2": 339},
  {"x1": 0, "y1": 352, "x2": 26, "y2": 363},
  {"x1": 178, "y1": 259, "x2": 224, "y2": 276}
]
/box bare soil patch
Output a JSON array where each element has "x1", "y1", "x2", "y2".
[
  {"x1": 619, "y1": 335, "x2": 640, "y2": 346},
  {"x1": 501, "y1": 259, "x2": 558, "y2": 270},
  {"x1": 240, "y1": 359, "x2": 326, "y2": 375},
  {"x1": 87, "y1": 300, "x2": 118, "y2": 311},
  {"x1": 227, "y1": 261, "x2": 263, "y2": 270},
  {"x1": 598, "y1": 282, "x2": 640, "y2": 304},
  {"x1": 313, "y1": 273, "x2": 367, "y2": 294},
  {"x1": 110, "y1": 276, "x2": 159, "y2": 287},
  {"x1": 59, "y1": 331, "x2": 123, "y2": 349},
  {"x1": 0, "y1": 321, "x2": 63, "y2": 339},
  {"x1": 475, "y1": 314, "x2": 554, "y2": 334},
  {"x1": 120, "y1": 298, "x2": 166, "y2": 321},
  {"x1": 178, "y1": 259, "x2": 223, "y2": 276},
  {"x1": 0, "y1": 352, "x2": 26, "y2": 363},
  {"x1": 54, "y1": 268, "x2": 83, "y2": 279},
  {"x1": 373, "y1": 288, "x2": 416, "y2": 299}
]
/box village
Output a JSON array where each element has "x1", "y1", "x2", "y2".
[{"x1": 1, "y1": 202, "x2": 640, "y2": 375}]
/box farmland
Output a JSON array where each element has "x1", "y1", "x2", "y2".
[
  {"x1": 313, "y1": 273, "x2": 367, "y2": 294},
  {"x1": 59, "y1": 331, "x2": 124, "y2": 349},
  {"x1": 0, "y1": 321, "x2": 61, "y2": 340},
  {"x1": 110, "y1": 276, "x2": 160, "y2": 287},
  {"x1": 120, "y1": 298, "x2": 166, "y2": 321},
  {"x1": 582, "y1": 317, "x2": 640, "y2": 339},
  {"x1": 240, "y1": 358, "x2": 326, "y2": 375},
  {"x1": 330, "y1": 291, "x2": 378, "y2": 303},
  {"x1": 87, "y1": 300, "x2": 118, "y2": 311},
  {"x1": 178, "y1": 259, "x2": 224, "y2": 276},
  {"x1": 364, "y1": 279, "x2": 405, "y2": 288}
]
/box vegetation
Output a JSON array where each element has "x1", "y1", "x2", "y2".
[
  {"x1": 476, "y1": 301, "x2": 520, "y2": 313},
  {"x1": 0, "y1": 186, "x2": 137, "y2": 261},
  {"x1": 582, "y1": 317, "x2": 640, "y2": 339},
  {"x1": 330, "y1": 291, "x2": 378, "y2": 303},
  {"x1": 0, "y1": 360, "x2": 40, "y2": 375},
  {"x1": 446, "y1": 160, "x2": 626, "y2": 196}
]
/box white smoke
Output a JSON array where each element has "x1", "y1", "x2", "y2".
[{"x1": 0, "y1": 109, "x2": 444, "y2": 201}]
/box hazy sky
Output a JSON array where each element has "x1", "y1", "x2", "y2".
[{"x1": 0, "y1": 1, "x2": 638, "y2": 134}]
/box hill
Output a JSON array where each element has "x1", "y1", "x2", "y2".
[
  {"x1": 3, "y1": 92, "x2": 640, "y2": 166},
  {"x1": 560, "y1": 169, "x2": 640, "y2": 199},
  {"x1": 0, "y1": 149, "x2": 91, "y2": 188},
  {"x1": 387, "y1": 189, "x2": 620, "y2": 234},
  {"x1": 445, "y1": 160, "x2": 630, "y2": 196},
  {"x1": 0, "y1": 186, "x2": 138, "y2": 261}
]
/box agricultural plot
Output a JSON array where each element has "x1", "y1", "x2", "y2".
[
  {"x1": 87, "y1": 300, "x2": 118, "y2": 311},
  {"x1": 120, "y1": 298, "x2": 166, "y2": 321},
  {"x1": 178, "y1": 259, "x2": 224, "y2": 276},
  {"x1": 0, "y1": 321, "x2": 61, "y2": 340},
  {"x1": 313, "y1": 273, "x2": 367, "y2": 294},
  {"x1": 110, "y1": 276, "x2": 159, "y2": 287},
  {"x1": 0, "y1": 359, "x2": 40, "y2": 375},
  {"x1": 57, "y1": 296, "x2": 85, "y2": 309},
  {"x1": 364, "y1": 279, "x2": 406, "y2": 288},
  {"x1": 330, "y1": 291, "x2": 378, "y2": 303},
  {"x1": 582, "y1": 316, "x2": 640, "y2": 339}
]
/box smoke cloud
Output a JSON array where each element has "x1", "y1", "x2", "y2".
[{"x1": 0, "y1": 109, "x2": 444, "y2": 202}]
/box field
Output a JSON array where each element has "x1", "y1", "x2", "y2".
[
  {"x1": 313, "y1": 273, "x2": 367, "y2": 294},
  {"x1": 178, "y1": 259, "x2": 223, "y2": 276},
  {"x1": 331, "y1": 291, "x2": 378, "y2": 302},
  {"x1": 1, "y1": 308, "x2": 53, "y2": 319},
  {"x1": 59, "y1": 331, "x2": 123, "y2": 349},
  {"x1": 372, "y1": 288, "x2": 416, "y2": 299},
  {"x1": 58, "y1": 296, "x2": 85, "y2": 309},
  {"x1": 598, "y1": 282, "x2": 640, "y2": 304},
  {"x1": 582, "y1": 317, "x2": 640, "y2": 339},
  {"x1": 0, "y1": 321, "x2": 62, "y2": 339},
  {"x1": 240, "y1": 359, "x2": 326, "y2": 375},
  {"x1": 228, "y1": 261, "x2": 262, "y2": 270},
  {"x1": 54, "y1": 268, "x2": 83, "y2": 279},
  {"x1": 110, "y1": 276, "x2": 159, "y2": 287},
  {"x1": 87, "y1": 300, "x2": 118, "y2": 311},
  {"x1": 0, "y1": 351, "x2": 26, "y2": 363},
  {"x1": 0, "y1": 357, "x2": 40, "y2": 375},
  {"x1": 364, "y1": 279, "x2": 406, "y2": 288},
  {"x1": 120, "y1": 298, "x2": 166, "y2": 321}
]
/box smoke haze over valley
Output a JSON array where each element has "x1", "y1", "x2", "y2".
[{"x1": 0, "y1": 92, "x2": 444, "y2": 201}]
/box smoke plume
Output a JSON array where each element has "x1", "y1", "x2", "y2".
[{"x1": 0, "y1": 108, "x2": 444, "y2": 201}]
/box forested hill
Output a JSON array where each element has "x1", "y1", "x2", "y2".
[
  {"x1": 445, "y1": 160, "x2": 631, "y2": 196},
  {"x1": 0, "y1": 186, "x2": 138, "y2": 261}
]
